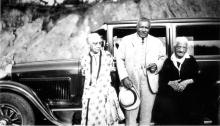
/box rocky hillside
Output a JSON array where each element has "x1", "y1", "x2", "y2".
[{"x1": 0, "y1": 0, "x2": 220, "y2": 63}]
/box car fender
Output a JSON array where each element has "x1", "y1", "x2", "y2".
[{"x1": 0, "y1": 80, "x2": 67, "y2": 126}]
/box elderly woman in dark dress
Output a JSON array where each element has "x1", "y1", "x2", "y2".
[{"x1": 154, "y1": 37, "x2": 199, "y2": 125}]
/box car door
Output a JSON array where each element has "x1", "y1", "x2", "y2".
[{"x1": 171, "y1": 20, "x2": 220, "y2": 124}]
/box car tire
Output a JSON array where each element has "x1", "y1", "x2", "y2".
[{"x1": 0, "y1": 92, "x2": 35, "y2": 125}]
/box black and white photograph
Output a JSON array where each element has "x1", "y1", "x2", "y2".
[{"x1": 0, "y1": 0, "x2": 219, "y2": 125}]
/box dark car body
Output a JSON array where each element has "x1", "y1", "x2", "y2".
[
  {"x1": 0, "y1": 18, "x2": 219, "y2": 125},
  {"x1": 0, "y1": 59, "x2": 84, "y2": 125}
]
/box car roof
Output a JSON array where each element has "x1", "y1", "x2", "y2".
[{"x1": 104, "y1": 18, "x2": 220, "y2": 25}]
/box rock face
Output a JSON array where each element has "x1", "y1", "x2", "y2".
[
  {"x1": 0, "y1": 14, "x2": 90, "y2": 63},
  {"x1": 87, "y1": 0, "x2": 220, "y2": 30},
  {"x1": 0, "y1": 0, "x2": 220, "y2": 63},
  {"x1": 13, "y1": 14, "x2": 89, "y2": 62}
]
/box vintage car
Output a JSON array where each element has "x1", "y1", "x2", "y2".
[{"x1": 0, "y1": 18, "x2": 220, "y2": 125}]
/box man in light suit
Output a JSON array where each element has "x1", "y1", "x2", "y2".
[{"x1": 116, "y1": 17, "x2": 166, "y2": 126}]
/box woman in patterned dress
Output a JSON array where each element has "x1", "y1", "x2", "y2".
[{"x1": 80, "y1": 33, "x2": 124, "y2": 126}]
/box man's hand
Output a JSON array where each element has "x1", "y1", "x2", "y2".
[
  {"x1": 121, "y1": 77, "x2": 133, "y2": 89},
  {"x1": 147, "y1": 63, "x2": 157, "y2": 73}
]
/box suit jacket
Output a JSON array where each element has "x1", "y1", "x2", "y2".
[{"x1": 116, "y1": 33, "x2": 166, "y2": 93}]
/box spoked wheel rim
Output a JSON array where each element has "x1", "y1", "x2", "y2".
[{"x1": 0, "y1": 104, "x2": 23, "y2": 126}]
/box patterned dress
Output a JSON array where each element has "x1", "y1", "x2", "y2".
[{"x1": 80, "y1": 50, "x2": 124, "y2": 126}]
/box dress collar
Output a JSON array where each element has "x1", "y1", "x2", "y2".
[
  {"x1": 171, "y1": 53, "x2": 190, "y2": 63},
  {"x1": 171, "y1": 53, "x2": 190, "y2": 70},
  {"x1": 89, "y1": 50, "x2": 101, "y2": 57}
]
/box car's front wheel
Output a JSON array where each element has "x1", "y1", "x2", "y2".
[{"x1": 0, "y1": 92, "x2": 35, "y2": 125}]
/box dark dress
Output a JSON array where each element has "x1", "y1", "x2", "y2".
[{"x1": 153, "y1": 55, "x2": 199, "y2": 125}]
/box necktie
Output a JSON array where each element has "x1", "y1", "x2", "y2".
[
  {"x1": 177, "y1": 62, "x2": 180, "y2": 68},
  {"x1": 142, "y1": 38, "x2": 144, "y2": 44}
]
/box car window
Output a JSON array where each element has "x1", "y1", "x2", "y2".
[
  {"x1": 113, "y1": 26, "x2": 136, "y2": 39},
  {"x1": 112, "y1": 26, "x2": 167, "y2": 56},
  {"x1": 176, "y1": 24, "x2": 220, "y2": 56},
  {"x1": 149, "y1": 26, "x2": 167, "y2": 46}
]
